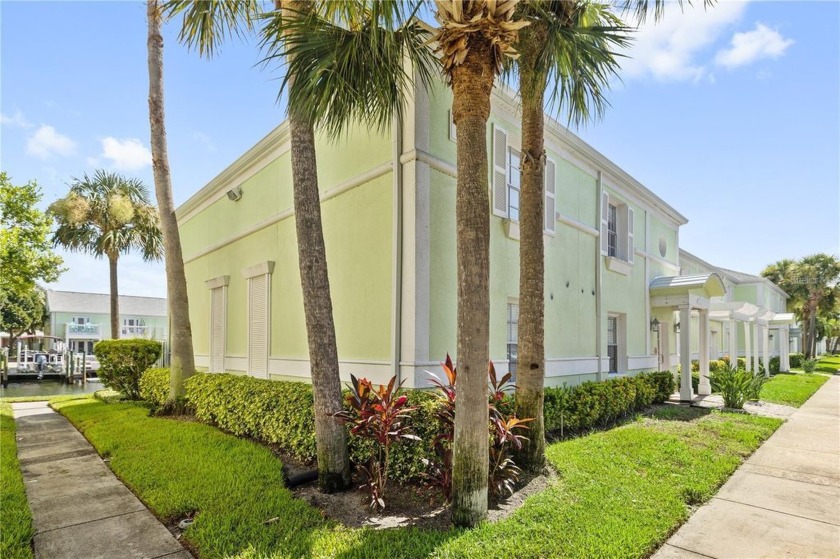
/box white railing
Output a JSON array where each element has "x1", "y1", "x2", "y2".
[
  {"x1": 66, "y1": 323, "x2": 101, "y2": 338},
  {"x1": 121, "y1": 325, "x2": 151, "y2": 338}
]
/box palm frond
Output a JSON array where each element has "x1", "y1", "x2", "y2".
[
  {"x1": 619, "y1": 0, "x2": 716, "y2": 25},
  {"x1": 259, "y1": 0, "x2": 438, "y2": 138},
  {"x1": 164, "y1": 0, "x2": 263, "y2": 58}
]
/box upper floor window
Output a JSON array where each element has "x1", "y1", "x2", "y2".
[
  {"x1": 507, "y1": 148, "x2": 521, "y2": 222},
  {"x1": 71, "y1": 316, "x2": 89, "y2": 325},
  {"x1": 600, "y1": 192, "x2": 635, "y2": 264},
  {"x1": 607, "y1": 203, "x2": 618, "y2": 257},
  {"x1": 507, "y1": 302, "x2": 519, "y2": 377}
]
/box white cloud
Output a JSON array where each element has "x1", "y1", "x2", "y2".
[
  {"x1": 0, "y1": 109, "x2": 32, "y2": 129},
  {"x1": 620, "y1": 1, "x2": 750, "y2": 82},
  {"x1": 26, "y1": 125, "x2": 77, "y2": 158},
  {"x1": 715, "y1": 23, "x2": 793, "y2": 69},
  {"x1": 99, "y1": 137, "x2": 152, "y2": 171}
]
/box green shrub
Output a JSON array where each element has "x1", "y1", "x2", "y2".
[
  {"x1": 185, "y1": 373, "x2": 439, "y2": 482},
  {"x1": 543, "y1": 374, "x2": 659, "y2": 436},
  {"x1": 709, "y1": 360, "x2": 727, "y2": 373},
  {"x1": 93, "y1": 339, "x2": 162, "y2": 400},
  {"x1": 691, "y1": 360, "x2": 699, "y2": 373},
  {"x1": 769, "y1": 356, "x2": 781, "y2": 375},
  {"x1": 802, "y1": 358, "x2": 817, "y2": 373},
  {"x1": 139, "y1": 367, "x2": 169, "y2": 407},
  {"x1": 643, "y1": 371, "x2": 675, "y2": 404},
  {"x1": 789, "y1": 353, "x2": 804, "y2": 368},
  {"x1": 737, "y1": 357, "x2": 747, "y2": 370},
  {"x1": 710, "y1": 365, "x2": 754, "y2": 409}
]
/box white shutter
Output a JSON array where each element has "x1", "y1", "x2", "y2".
[
  {"x1": 492, "y1": 124, "x2": 508, "y2": 217},
  {"x1": 627, "y1": 207, "x2": 635, "y2": 263},
  {"x1": 544, "y1": 159, "x2": 556, "y2": 233},
  {"x1": 600, "y1": 191, "x2": 609, "y2": 254},
  {"x1": 210, "y1": 287, "x2": 226, "y2": 373},
  {"x1": 448, "y1": 110, "x2": 456, "y2": 141},
  {"x1": 248, "y1": 274, "x2": 269, "y2": 379}
]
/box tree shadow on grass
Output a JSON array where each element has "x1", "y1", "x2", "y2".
[{"x1": 643, "y1": 405, "x2": 712, "y2": 422}]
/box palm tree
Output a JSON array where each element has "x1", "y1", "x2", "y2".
[
  {"x1": 426, "y1": 0, "x2": 528, "y2": 527},
  {"x1": 49, "y1": 170, "x2": 163, "y2": 340},
  {"x1": 165, "y1": 0, "x2": 435, "y2": 493},
  {"x1": 147, "y1": 0, "x2": 196, "y2": 405},
  {"x1": 511, "y1": 1, "x2": 628, "y2": 472}
]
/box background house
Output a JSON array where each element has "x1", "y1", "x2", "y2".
[{"x1": 44, "y1": 290, "x2": 168, "y2": 354}]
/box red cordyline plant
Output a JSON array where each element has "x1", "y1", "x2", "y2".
[
  {"x1": 334, "y1": 374, "x2": 419, "y2": 509},
  {"x1": 423, "y1": 355, "x2": 532, "y2": 502}
]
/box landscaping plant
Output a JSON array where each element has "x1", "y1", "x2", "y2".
[
  {"x1": 710, "y1": 365, "x2": 753, "y2": 409},
  {"x1": 94, "y1": 339, "x2": 161, "y2": 399},
  {"x1": 334, "y1": 375, "x2": 419, "y2": 510},
  {"x1": 802, "y1": 358, "x2": 817, "y2": 373},
  {"x1": 423, "y1": 357, "x2": 533, "y2": 502}
]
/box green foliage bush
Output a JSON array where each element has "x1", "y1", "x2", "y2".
[
  {"x1": 710, "y1": 365, "x2": 757, "y2": 409},
  {"x1": 802, "y1": 358, "x2": 817, "y2": 373},
  {"x1": 543, "y1": 373, "x2": 661, "y2": 435},
  {"x1": 789, "y1": 353, "x2": 804, "y2": 369},
  {"x1": 93, "y1": 339, "x2": 161, "y2": 400},
  {"x1": 769, "y1": 356, "x2": 781, "y2": 375},
  {"x1": 709, "y1": 360, "x2": 726, "y2": 373},
  {"x1": 139, "y1": 367, "x2": 169, "y2": 406}
]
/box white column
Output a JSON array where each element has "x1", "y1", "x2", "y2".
[
  {"x1": 728, "y1": 319, "x2": 738, "y2": 364},
  {"x1": 763, "y1": 325, "x2": 771, "y2": 378},
  {"x1": 679, "y1": 305, "x2": 693, "y2": 401},
  {"x1": 752, "y1": 321, "x2": 760, "y2": 373},
  {"x1": 698, "y1": 309, "x2": 711, "y2": 395},
  {"x1": 744, "y1": 321, "x2": 752, "y2": 372},
  {"x1": 780, "y1": 326, "x2": 790, "y2": 371}
]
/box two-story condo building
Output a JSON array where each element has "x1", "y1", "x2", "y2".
[
  {"x1": 45, "y1": 290, "x2": 168, "y2": 353},
  {"x1": 175, "y1": 78, "x2": 791, "y2": 402}
]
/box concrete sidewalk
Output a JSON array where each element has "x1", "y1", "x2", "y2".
[
  {"x1": 13, "y1": 402, "x2": 192, "y2": 559},
  {"x1": 654, "y1": 375, "x2": 840, "y2": 559}
]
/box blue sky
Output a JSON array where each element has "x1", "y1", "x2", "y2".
[{"x1": 1, "y1": 1, "x2": 838, "y2": 299}]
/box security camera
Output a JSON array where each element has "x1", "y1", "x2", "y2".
[{"x1": 226, "y1": 186, "x2": 243, "y2": 201}]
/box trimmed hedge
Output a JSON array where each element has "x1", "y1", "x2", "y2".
[
  {"x1": 94, "y1": 339, "x2": 162, "y2": 399},
  {"x1": 769, "y1": 356, "x2": 781, "y2": 375},
  {"x1": 139, "y1": 369, "x2": 675, "y2": 480},
  {"x1": 139, "y1": 367, "x2": 169, "y2": 406},
  {"x1": 543, "y1": 372, "x2": 670, "y2": 435},
  {"x1": 789, "y1": 353, "x2": 804, "y2": 369}
]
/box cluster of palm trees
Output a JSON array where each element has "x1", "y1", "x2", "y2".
[{"x1": 51, "y1": 0, "x2": 704, "y2": 528}]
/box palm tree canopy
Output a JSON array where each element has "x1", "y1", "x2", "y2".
[
  {"x1": 510, "y1": 1, "x2": 631, "y2": 126},
  {"x1": 261, "y1": 0, "x2": 439, "y2": 136},
  {"x1": 49, "y1": 170, "x2": 163, "y2": 262}
]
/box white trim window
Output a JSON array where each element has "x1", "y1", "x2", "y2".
[
  {"x1": 507, "y1": 148, "x2": 521, "y2": 221},
  {"x1": 600, "y1": 192, "x2": 635, "y2": 263},
  {"x1": 607, "y1": 313, "x2": 627, "y2": 373},
  {"x1": 507, "y1": 302, "x2": 519, "y2": 377},
  {"x1": 210, "y1": 286, "x2": 227, "y2": 373},
  {"x1": 492, "y1": 125, "x2": 509, "y2": 217},
  {"x1": 122, "y1": 317, "x2": 146, "y2": 337},
  {"x1": 72, "y1": 316, "x2": 90, "y2": 325}
]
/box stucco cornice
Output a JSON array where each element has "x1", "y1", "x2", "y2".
[{"x1": 176, "y1": 122, "x2": 291, "y2": 224}]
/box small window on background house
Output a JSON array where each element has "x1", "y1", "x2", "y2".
[
  {"x1": 507, "y1": 148, "x2": 521, "y2": 221},
  {"x1": 507, "y1": 302, "x2": 519, "y2": 378},
  {"x1": 607, "y1": 316, "x2": 618, "y2": 373},
  {"x1": 607, "y1": 203, "x2": 618, "y2": 257}
]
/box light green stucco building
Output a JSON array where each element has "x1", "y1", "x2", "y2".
[{"x1": 176, "y1": 78, "x2": 792, "y2": 400}]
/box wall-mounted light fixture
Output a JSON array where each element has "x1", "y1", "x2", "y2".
[
  {"x1": 674, "y1": 322, "x2": 681, "y2": 334},
  {"x1": 650, "y1": 318, "x2": 660, "y2": 332},
  {"x1": 769, "y1": 334, "x2": 774, "y2": 341},
  {"x1": 226, "y1": 186, "x2": 243, "y2": 201}
]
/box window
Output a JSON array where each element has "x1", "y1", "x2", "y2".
[
  {"x1": 607, "y1": 204, "x2": 618, "y2": 257},
  {"x1": 122, "y1": 318, "x2": 146, "y2": 337},
  {"x1": 600, "y1": 192, "x2": 635, "y2": 263},
  {"x1": 607, "y1": 316, "x2": 618, "y2": 373},
  {"x1": 72, "y1": 316, "x2": 89, "y2": 325},
  {"x1": 507, "y1": 148, "x2": 521, "y2": 221},
  {"x1": 507, "y1": 302, "x2": 519, "y2": 377}
]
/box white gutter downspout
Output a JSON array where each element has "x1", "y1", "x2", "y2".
[
  {"x1": 391, "y1": 114, "x2": 403, "y2": 385},
  {"x1": 595, "y1": 171, "x2": 603, "y2": 381}
]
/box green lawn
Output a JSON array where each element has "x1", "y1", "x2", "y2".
[
  {"x1": 0, "y1": 403, "x2": 34, "y2": 559},
  {"x1": 53, "y1": 399, "x2": 781, "y2": 559},
  {"x1": 815, "y1": 355, "x2": 840, "y2": 374},
  {"x1": 761, "y1": 372, "x2": 829, "y2": 407}
]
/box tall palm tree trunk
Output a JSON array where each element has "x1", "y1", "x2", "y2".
[
  {"x1": 283, "y1": 0, "x2": 350, "y2": 493},
  {"x1": 147, "y1": 0, "x2": 196, "y2": 401},
  {"x1": 514, "y1": 33, "x2": 548, "y2": 473},
  {"x1": 108, "y1": 253, "x2": 120, "y2": 339},
  {"x1": 451, "y1": 35, "x2": 494, "y2": 528}
]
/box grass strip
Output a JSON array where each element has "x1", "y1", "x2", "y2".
[
  {"x1": 53, "y1": 399, "x2": 780, "y2": 559},
  {"x1": 760, "y1": 372, "x2": 829, "y2": 407},
  {"x1": 0, "y1": 403, "x2": 34, "y2": 559}
]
